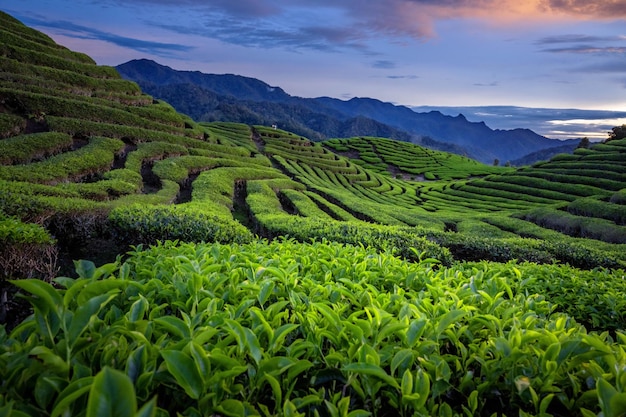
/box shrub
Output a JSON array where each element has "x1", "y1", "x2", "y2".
[
  {"x1": 433, "y1": 232, "x2": 555, "y2": 264},
  {"x1": 0, "y1": 136, "x2": 124, "y2": 184},
  {"x1": 567, "y1": 197, "x2": 626, "y2": 225},
  {"x1": 0, "y1": 188, "x2": 103, "y2": 223},
  {"x1": 247, "y1": 183, "x2": 452, "y2": 265},
  {"x1": 522, "y1": 207, "x2": 626, "y2": 244},
  {"x1": 0, "y1": 132, "x2": 73, "y2": 164},
  {"x1": 610, "y1": 188, "x2": 626, "y2": 205},
  {"x1": 0, "y1": 112, "x2": 25, "y2": 138},
  {"x1": 109, "y1": 203, "x2": 253, "y2": 246},
  {"x1": 0, "y1": 216, "x2": 58, "y2": 281}
]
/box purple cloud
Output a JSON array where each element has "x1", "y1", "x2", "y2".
[
  {"x1": 387, "y1": 75, "x2": 419, "y2": 79},
  {"x1": 13, "y1": 14, "x2": 194, "y2": 57},
  {"x1": 373, "y1": 60, "x2": 397, "y2": 69}
]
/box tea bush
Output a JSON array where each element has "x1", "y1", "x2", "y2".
[
  {"x1": 0, "y1": 216, "x2": 57, "y2": 281},
  {"x1": 109, "y1": 203, "x2": 253, "y2": 246},
  {"x1": 2, "y1": 239, "x2": 626, "y2": 416},
  {"x1": 0, "y1": 132, "x2": 73, "y2": 165}
]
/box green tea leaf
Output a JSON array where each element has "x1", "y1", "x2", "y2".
[
  {"x1": 243, "y1": 326, "x2": 263, "y2": 365},
  {"x1": 135, "y1": 397, "x2": 157, "y2": 417},
  {"x1": 126, "y1": 345, "x2": 147, "y2": 384},
  {"x1": 436, "y1": 310, "x2": 467, "y2": 336},
  {"x1": 161, "y1": 350, "x2": 203, "y2": 399},
  {"x1": 263, "y1": 373, "x2": 282, "y2": 410},
  {"x1": 62, "y1": 278, "x2": 88, "y2": 308},
  {"x1": 29, "y1": 346, "x2": 69, "y2": 376},
  {"x1": 258, "y1": 280, "x2": 275, "y2": 306},
  {"x1": 154, "y1": 316, "x2": 191, "y2": 340},
  {"x1": 188, "y1": 341, "x2": 211, "y2": 379},
  {"x1": 225, "y1": 319, "x2": 263, "y2": 364},
  {"x1": 127, "y1": 296, "x2": 149, "y2": 322},
  {"x1": 76, "y1": 280, "x2": 125, "y2": 306},
  {"x1": 68, "y1": 292, "x2": 118, "y2": 346},
  {"x1": 51, "y1": 376, "x2": 94, "y2": 417},
  {"x1": 87, "y1": 367, "x2": 137, "y2": 417},
  {"x1": 269, "y1": 323, "x2": 300, "y2": 353},
  {"x1": 583, "y1": 334, "x2": 613, "y2": 354},
  {"x1": 283, "y1": 399, "x2": 305, "y2": 417},
  {"x1": 216, "y1": 399, "x2": 245, "y2": 417},
  {"x1": 401, "y1": 369, "x2": 413, "y2": 397},
  {"x1": 406, "y1": 319, "x2": 427, "y2": 347},
  {"x1": 287, "y1": 359, "x2": 314, "y2": 383},
  {"x1": 347, "y1": 410, "x2": 372, "y2": 417},
  {"x1": 414, "y1": 368, "x2": 430, "y2": 409},
  {"x1": 598, "y1": 377, "x2": 626, "y2": 417},
  {"x1": 75, "y1": 260, "x2": 96, "y2": 279},
  {"x1": 539, "y1": 394, "x2": 555, "y2": 415},
  {"x1": 11, "y1": 279, "x2": 62, "y2": 316},
  {"x1": 342, "y1": 363, "x2": 399, "y2": 389},
  {"x1": 313, "y1": 302, "x2": 343, "y2": 331},
  {"x1": 259, "y1": 356, "x2": 295, "y2": 376},
  {"x1": 35, "y1": 375, "x2": 65, "y2": 410},
  {"x1": 391, "y1": 349, "x2": 414, "y2": 377}
]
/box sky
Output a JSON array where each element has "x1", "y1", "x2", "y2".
[{"x1": 3, "y1": 0, "x2": 626, "y2": 139}]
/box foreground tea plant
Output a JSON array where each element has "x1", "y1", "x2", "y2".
[{"x1": 1, "y1": 239, "x2": 626, "y2": 416}]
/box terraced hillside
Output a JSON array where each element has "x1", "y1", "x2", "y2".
[
  {"x1": 324, "y1": 136, "x2": 513, "y2": 180},
  {"x1": 2, "y1": 12, "x2": 626, "y2": 417},
  {"x1": 2, "y1": 10, "x2": 626, "y2": 279}
]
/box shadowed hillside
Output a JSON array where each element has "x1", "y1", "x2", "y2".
[{"x1": 117, "y1": 58, "x2": 580, "y2": 164}]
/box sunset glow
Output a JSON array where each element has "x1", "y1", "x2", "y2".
[{"x1": 2, "y1": 0, "x2": 625, "y2": 138}]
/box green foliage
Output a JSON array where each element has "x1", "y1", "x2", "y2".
[
  {"x1": 522, "y1": 206, "x2": 626, "y2": 244},
  {"x1": 0, "y1": 25, "x2": 94, "y2": 65},
  {"x1": 0, "y1": 40, "x2": 117, "y2": 79},
  {"x1": 109, "y1": 203, "x2": 253, "y2": 246},
  {"x1": 0, "y1": 216, "x2": 58, "y2": 284},
  {"x1": 0, "y1": 112, "x2": 25, "y2": 138},
  {"x1": 324, "y1": 136, "x2": 513, "y2": 180},
  {"x1": 0, "y1": 186, "x2": 104, "y2": 222},
  {"x1": 2, "y1": 240, "x2": 626, "y2": 416},
  {"x1": 610, "y1": 188, "x2": 626, "y2": 205},
  {"x1": 0, "y1": 215, "x2": 56, "y2": 245},
  {"x1": 0, "y1": 55, "x2": 142, "y2": 98},
  {"x1": 2, "y1": 20, "x2": 626, "y2": 417},
  {"x1": 568, "y1": 196, "x2": 626, "y2": 225},
  {"x1": 110, "y1": 179, "x2": 180, "y2": 207},
  {"x1": 0, "y1": 132, "x2": 73, "y2": 165},
  {"x1": 0, "y1": 137, "x2": 124, "y2": 184},
  {"x1": 247, "y1": 182, "x2": 452, "y2": 264},
  {"x1": 279, "y1": 189, "x2": 334, "y2": 219},
  {"x1": 44, "y1": 116, "x2": 204, "y2": 145},
  {"x1": 102, "y1": 169, "x2": 143, "y2": 192},
  {"x1": 124, "y1": 142, "x2": 188, "y2": 173},
  {"x1": 466, "y1": 261, "x2": 626, "y2": 333},
  {"x1": 0, "y1": 88, "x2": 188, "y2": 135},
  {"x1": 433, "y1": 232, "x2": 555, "y2": 264}
]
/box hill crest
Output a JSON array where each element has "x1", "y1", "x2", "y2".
[{"x1": 116, "y1": 59, "x2": 575, "y2": 164}]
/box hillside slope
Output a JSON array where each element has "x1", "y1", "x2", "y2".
[
  {"x1": 117, "y1": 59, "x2": 577, "y2": 163},
  {"x1": 2, "y1": 11, "x2": 625, "y2": 276},
  {"x1": 3, "y1": 12, "x2": 626, "y2": 417}
]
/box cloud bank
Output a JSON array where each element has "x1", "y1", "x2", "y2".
[
  {"x1": 94, "y1": 0, "x2": 626, "y2": 54},
  {"x1": 15, "y1": 15, "x2": 194, "y2": 57}
]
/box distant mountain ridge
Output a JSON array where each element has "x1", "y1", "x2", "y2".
[{"x1": 116, "y1": 59, "x2": 578, "y2": 164}]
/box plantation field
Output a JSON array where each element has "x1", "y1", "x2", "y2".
[
  {"x1": 4, "y1": 240, "x2": 626, "y2": 417},
  {"x1": 2, "y1": 10, "x2": 626, "y2": 417}
]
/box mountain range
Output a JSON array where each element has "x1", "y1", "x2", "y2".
[{"x1": 116, "y1": 59, "x2": 579, "y2": 164}]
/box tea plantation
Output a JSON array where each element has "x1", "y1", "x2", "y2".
[{"x1": 1, "y1": 11, "x2": 626, "y2": 417}]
